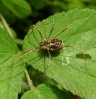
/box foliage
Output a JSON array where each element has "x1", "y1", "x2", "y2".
[
  {"x1": 0, "y1": 8, "x2": 96, "y2": 99},
  {"x1": 23, "y1": 9, "x2": 96, "y2": 99},
  {"x1": 21, "y1": 84, "x2": 71, "y2": 99},
  {"x1": 0, "y1": 0, "x2": 96, "y2": 99},
  {"x1": 0, "y1": 0, "x2": 32, "y2": 22}
]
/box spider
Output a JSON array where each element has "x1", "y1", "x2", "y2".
[
  {"x1": 40, "y1": 39, "x2": 64, "y2": 58},
  {"x1": 1, "y1": 15, "x2": 95, "y2": 85}
]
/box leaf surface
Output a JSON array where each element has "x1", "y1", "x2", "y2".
[
  {"x1": 1, "y1": 0, "x2": 32, "y2": 19},
  {"x1": 21, "y1": 84, "x2": 71, "y2": 99},
  {"x1": 23, "y1": 9, "x2": 96, "y2": 99},
  {"x1": 0, "y1": 28, "x2": 24, "y2": 99}
]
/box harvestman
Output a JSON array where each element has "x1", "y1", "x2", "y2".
[
  {"x1": 22, "y1": 17, "x2": 74, "y2": 60},
  {"x1": 23, "y1": 17, "x2": 96, "y2": 78},
  {"x1": 0, "y1": 17, "x2": 70, "y2": 83},
  {"x1": 0, "y1": 16, "x2": 96, "y2": 83}
]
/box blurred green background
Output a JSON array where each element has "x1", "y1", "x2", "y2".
[{"x1": 0, "y1": 0, "x2": 96, "y2": 40}]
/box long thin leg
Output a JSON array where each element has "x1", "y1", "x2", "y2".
[
  {"x1": 54, "y1": 13, "x2": 96, "y2": 39},
  {"x1": 27, "y1": 32, "x2": 38, "y2": 48},
  {"x1": 48, "y1": 17, "x2": 54, "y2": 39},
  {"x1": 47, "y1": 49, "x2": 51, "y2": 59},
  {"x1": 53, "y1": 25, "x2": 69, "y2": 39},
  {"x1": 53, "y1": 19, "x2": 79, "y2": 39},
  {"x1": 26, "y1": 26, "x2": 40, "y2": 47},
  {"x1": 47, "y1": 49, "x2": 51, "y2": 66},
  {"x1": 33, "y1": 25, "x2": 43, "y2": 40}
]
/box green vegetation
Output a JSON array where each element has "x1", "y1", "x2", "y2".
[{"x1": 0, "y1": 1, "x2": 96, "y2": 99}]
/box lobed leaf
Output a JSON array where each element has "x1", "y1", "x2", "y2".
[
  {"x1": 0, "y1": 28, "x2": 24, "y2": 99},
  {"x1": 21, "y1": 84, "x2": 71, "y2": 99},
  {"x1": 23, "y1": 9, "x2": 96, "y2": 99},
  {"x1": 1, "y1": 0, "x2": 32, "y2": 19}
]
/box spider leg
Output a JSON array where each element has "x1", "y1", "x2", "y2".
[
  {"x1": 33, "y1": 25, "x2": 43, "y2": 40},
  {"x1": 48, "y1": 17, "x2": 54, "y2": 39},
  {"x1": 47, "y1": 49, "x2": 51, "y2": 66},
  {"x1": 47, "y1": 49, "x2": 51, "y2": 59}
]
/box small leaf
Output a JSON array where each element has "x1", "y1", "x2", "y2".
[
  {"x1": 30, "y1": 0, "x2": 48, "y2": 9},
  {"x1": 21, "y1": 84, "x2": 71, "y2": 99},
  {"x1": 1, "y1": 0, "x2": 32, "y2": 19},
  {"x1": 0, "y1": 1, "x2": 16, "y2": 22},
  {"x1": 0, "y1": 28, "x2": 24, "y2": 99}
]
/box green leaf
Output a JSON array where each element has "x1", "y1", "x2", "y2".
[
  {"x1": 21, "y1": 84, "x2": 71, "y2": 99},
  {"x1": 23, "y1": 9, "x2": 96, "y2": 99},
  {"x1": 0, "y1": 1, "x2": 16, "y2": 23},
  {"x1": 0, "y1": 28, "x2": 24, "y2": 99},
  {"x1": 1, "y1": 0, "x2": 32, "y2": 19},
  {"x1": 29, "y1": 0, "x2": 48, "y2": 9}
]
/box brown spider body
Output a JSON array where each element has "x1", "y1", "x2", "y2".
[{"x1": 40, "y1": 39, "x2": 64, "y2": 51}]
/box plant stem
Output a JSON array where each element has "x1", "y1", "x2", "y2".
[
  {"x1": 24, "y1": 69, "x2": 35, "y2": 90},
  {"x1": 0, "y1": 21, "x2": 4, "y2": 29},
  {"x1": 0, "y1": 14, "x2": 14, "y2": 39}
]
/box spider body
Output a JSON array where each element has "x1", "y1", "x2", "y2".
[{"x1": 40, "y1": 39, "x2": 64, "y2": 51}]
